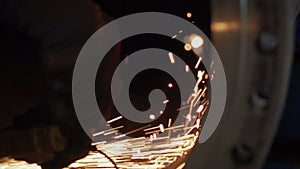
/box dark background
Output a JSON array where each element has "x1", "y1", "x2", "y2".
[{"x1": 0, "y1": 0, "x2": 299, "y2": 168}]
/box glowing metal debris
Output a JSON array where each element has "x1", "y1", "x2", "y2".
[
  {"x1": 186, "y1": 12, "x2": 192, "y2": 18},
  {"x1": 107, "y1": 116, "x2": 123, "y2": 124},
  {"x1": 185, "y1": 65, "x2": 190, "y2": 72},
  {"x1": 195, "y1": 57, "x2": 202, "y2": 69},
  {"x1": 168, "y1": 52, "x2": 175, "y2": 64},
  {"x1": 184, "y1": 44, "x2": 192, "y2": 51},
  {"x1": 1, "y1": 36, "x2": 212, "y2": 169}
]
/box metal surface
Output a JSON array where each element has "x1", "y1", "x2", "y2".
[{"x1": 186, "y1": 0, "x2": 295, "y2": 168}]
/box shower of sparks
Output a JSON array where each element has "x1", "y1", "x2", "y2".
[
  {"x1": 193, "y1": 87, "x2": 207, "y2": 107},
  {"x1": 64, "y1": 68, "x2": 210, "y2": 169},
  {"x1": 0, "y1": 41, "x2": 212, "y2": 169},
  {"x1": 67, "y1": 133, "x2": 199, "y2": 169},
  {"x1": 168, "y1": 52, "x2": 175, "y2": 64}
]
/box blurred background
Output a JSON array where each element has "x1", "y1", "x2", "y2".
[{"x1": 0, "y1": 0, "x2": 299, "y2": 168}]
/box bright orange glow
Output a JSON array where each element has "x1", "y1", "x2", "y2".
[
  {"x1": 211, "y1": 22, "x2": 229, "y2": 32},
  {"x1": 186, "y1": 12, "x2": 192, "y2": 18},
  {"x1": 211, "y1": 22, "x2": 239, "y2": 32}
]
